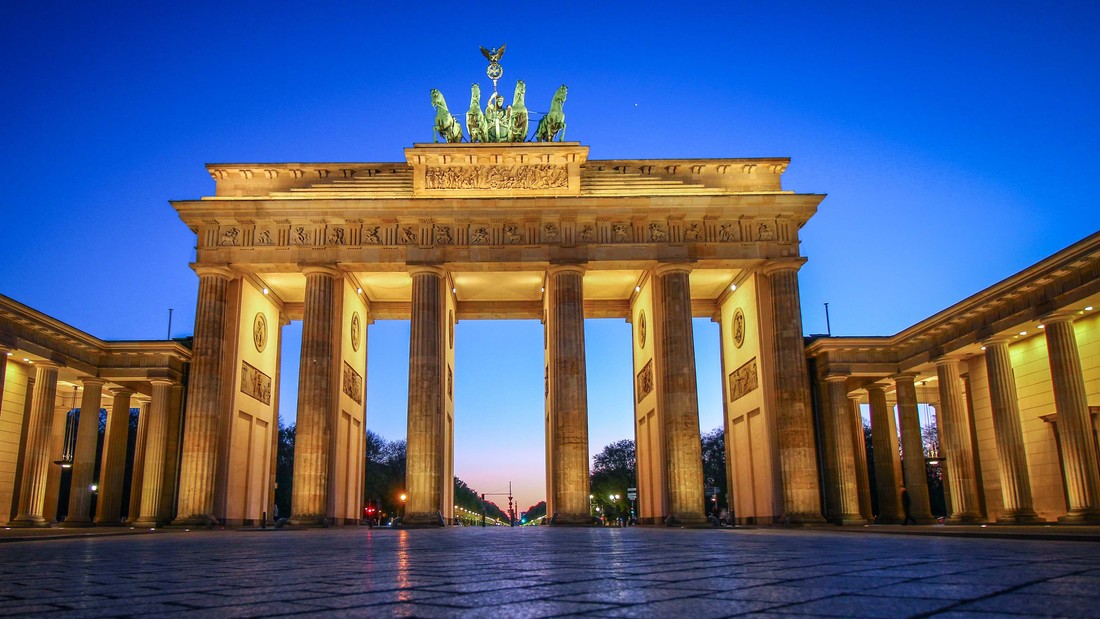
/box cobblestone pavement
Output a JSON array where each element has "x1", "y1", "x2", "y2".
[{"x1": 1, "y1": 526, "x2": 1099, "y2": 618}]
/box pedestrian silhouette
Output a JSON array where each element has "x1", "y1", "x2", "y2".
[{"x1": 901, "y1": 486, "x2": 916, "y2": 525}]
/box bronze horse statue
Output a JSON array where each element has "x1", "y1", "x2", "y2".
[
  {"x1": 431, "y1": 89, "x2": 463, "y2": 143},
  {"x1": 535, "y1": 85, "x2": 567, "y2": 142},
  {"x1": 509, "y1": 80, "x2": 528, "y2": 142},
  {"x1": 466, "y1": 84, "x2": 488, "y2": 143}
]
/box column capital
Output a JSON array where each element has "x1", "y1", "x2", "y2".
[
  {"x1": 407, "y1": 264, "x2": 447, "y2": 278},
  {"x1": 1041, "y1": 309, "x2": 1080, "y2": 325},
  {"x1": 191, "y1": 264, "x2": 233, "y2": 279},
  {"x1": 823, "y1": 374, "x2": 849, "y2": 384},
  {"x1": 653, "y1": 262, "x2": 693, "y2": 277},
  {"x1": 300, "y1": 264, "x2": 341, "y2": 278},
  {"x1": 847, "y1": 393, "x2": 864, "y2": 404},
  {"x1": 759, "y1": 257, "x2": 808, "y2": 276},
  {"x1": 865, "y1": 382, "x2": 888, "y2": 394},
  {"x1": 147, "y1": 378, "x2": 176, "y2": 388},
  {"x1": 548, "y1": 263, "x2": 586, "y2": 276},
  {"x1": 981, "y1": 335, "x2": 1014, "y2": 347},
  {"x1": 32, "y1": 360, "x2": 62, "y2": 370},
  {"x1": 934, "y1": 355, "x2": 962, "y2": 368},
  {"x1": 109, "y1": 387, "x2": 135, "y2": 398},
  {"x1": 79, "y1": 377, "x2": 107, "y2": 388},
  {"x1": 890, "y1": 372, "x2": 919, "y2": 383}
]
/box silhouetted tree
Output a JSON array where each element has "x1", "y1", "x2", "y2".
[
  {"x1": 274, "y1": 423, "x2": 294, "y2": 519},
  {"x1": 591, "y1": 439, "x2": 636, "y2": 520},
  {"x1": 701, "y1": 426, "x2": 727, "y2": 514}
]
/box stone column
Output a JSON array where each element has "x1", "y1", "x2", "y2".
[
  {"x1": 126, "y1": 396, "x2": 150, "y2": 523},
  {"x1": 1043, "y1": 312, "x2": 1100, "y2": 522},
  {"x1": 894, "y1": 374, "x2": 935, "y2": 523},
  {"x1": 654, "y1": 264, "x2": 707, "y2": 525},
  {"x1": 134, "y1": 380, "x2": 174, "y2": 527},
  {"x1": 65, "y1": 378, "x2": 104, "y2": 525},
  {"x1": 868, "y1": 384, "x2": 902, "y2": 522},
  {"x1": 824, "y1": 375, "x2": 864, "y2": 523},
  {"x1": 291, "y1": 265, "x2": 341, "y2": 525},
  {"x1": 935, "y1": 358, "x2": 983, "y2": 522},
  {"x1": 11, "y1": 362, "x2": 60, "y2": 526},
  {"x1": 404, "y1": 266, "x2": 447, "y2": 526},
  {"x1": 174, "y1": 265, "x2": 233, "y2": 524},
  {"x1": 546, "y1": 265, "x2": 591, "y2": 525},
  {"x1": 848, "y1": 394, "x2": 873, "y2": 520},
  {"x1": 762, "y1": 262, "x2": 824, "y2": 523},
  {"x1": 96, "y1": 389, "x2": 133, "y2": 525},
  {"x1": 982, "y1": 338, "x2": 1041, "y2": 523}
]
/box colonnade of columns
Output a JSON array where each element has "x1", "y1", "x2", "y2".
[{"x1": 820, "y1": 310, "x2": 1100, "y2": 524}]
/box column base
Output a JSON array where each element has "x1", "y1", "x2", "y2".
[
  {"x1": 8, "y1": 515, "x2": 49, "y2": 527},
  {"x1": 171, "y1": 513, "x2": 220, "y2": 527},
  {"x1": 61, "y1": 518, "x2": 94, "y2": 527},
  {"x1": 549, "y1": 512, "x2": 595, "y2": 526},
  {"x1": 666, "y1": 512, "x2": 710, "y2": 527},
  {"x1": 401, "y1": 512, "x2": 445, "y2": 527},
  {"x1": 1058, "y1": 510, "x2": 1100, "y2": 524},
  {"x1": 131, "y1": 517, "x2": 162, "y2": 528},
  {"x1": 830, "y1": 515, "x2": 871, "y2": 525},
  {"x1": 946, "y1": 512, "x2": 985, "y2": 524},
  {"x1": 782, "y1": 512, "x2": 827, "y2": 526},
  {"x1": 997, "y1": 510, "x2": 1045, "y2": 525}
]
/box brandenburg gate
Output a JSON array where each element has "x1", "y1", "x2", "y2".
[{"x1": 170, "y1": 140, "x2": 826, "y2": 526}]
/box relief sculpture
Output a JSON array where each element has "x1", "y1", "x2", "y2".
[
  {"x1": 424, "y1": 164, "x2": 568, "y2": 190},
  {"x1": 728, "y1": 358, "x2": 759, "y2": 403},
  {"x1": 240, "y1": 361, "x2": 272, "y2": 405},
  {"x1": 342, "y1": 361, "x2": 363, "y2": 405},
  {"x1": 636, "y1": 360, "x2": 654, "y2": 403}
]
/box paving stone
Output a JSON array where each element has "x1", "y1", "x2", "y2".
[{"x1": 0, "y1": 527, "x2": 1098, "y2": 618}]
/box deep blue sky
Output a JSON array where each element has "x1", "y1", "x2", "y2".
[{"x1": 3, "y1": 2, "x2": 1098, "y2": 510}]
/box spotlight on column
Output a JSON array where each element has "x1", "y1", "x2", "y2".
[{"x1": 262, "y1": 288, "x2": 269, "y2": 295}]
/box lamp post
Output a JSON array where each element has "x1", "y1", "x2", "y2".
[{"x1": 399, "y1": 493, "x2": 407, "y2": 523}]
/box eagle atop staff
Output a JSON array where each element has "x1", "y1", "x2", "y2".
[{"x1": 480, "y1": 44, "x2": 506, "y2": 63}]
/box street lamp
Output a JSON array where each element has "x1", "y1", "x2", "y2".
[{"x1": 399, "y1": 493, "x2": 407, "y2": 522}]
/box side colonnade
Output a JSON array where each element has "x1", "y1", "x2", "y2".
[{"x1": 808, "y1": 232, "x2": 1100, "y2": 525}]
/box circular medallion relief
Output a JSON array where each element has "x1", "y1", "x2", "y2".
[
  {"x1": 733, "y1": 307, "x2": 746, "y2": 349},
  {"x1": 449, "y1": 310, "x2": 455, "y2": 349},
  {"x1": 253, "y1": 312, "x2": 268, "y2": 353},
  {"x1": 637, "y1": 310, "x2": 647, "y2": 348},
  {"x1": 350, "y1": 312, "x2": 362, "y2": 352}
]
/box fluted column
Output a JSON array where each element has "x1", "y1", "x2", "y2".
[
  {"x1": 983, "y1": 338, "x2": 1041, "y2": 522},
  {"x1": 762, "y1": 262, "x2": 824, "y2": 523},
  {"x1": 174, "y1": 265, "x2": 233, "y2": 524},
  {"x1": 824, "y1": 376, "x2": 864, "y2": 524},
  {"x1": 65, "y1": 378, "x2": 104, "y2": 525},
  {"x1": 868, "y1": 384, "x2": 902, "y2": 522},
  {"x1": 96, "y1": 388, "x2": 133, "y2": 525},
  {"x1": 652, "y1": 264, "x2": 706, "y2": 525},
  {"x1": 11, "y1": 362, "x2": 60, "y2": 526},
  {"x1": 404, "y1": 266, "x2": 447, "y2": 526},
  {"x1": 936, "y1": 358, "x2": 983, "y2": 522},
  {"x1": 547, "y1": 264, "x2": 591, "y2": 524},
  {"x1": 126, "y1": 397, "x2": 150, "y2": 523},
  {"x1": 291, "y1": 265, "x2": 341, "y2": 525},
  {"x1": 894, "y1": 374, "x2": 935, "y2": 523},
  {"x1": 848, "y1": 394, "x2": 873, "y2": 520},
  {"x1": 134, "y1": 380, "x2": 174, "y2": 526},
  {"x1": 1043, "y1": 312, "x2": 1100, "y2": 522}
]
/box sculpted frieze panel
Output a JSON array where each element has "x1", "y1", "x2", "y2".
[
  {"x1": 241, "y1": 361, "x2": 272, "y2": 405},
  {"x1": 424, "y1": 164, "x2": 568, "y2": 191},
  {"x1": 636, "y1": 360, "x2": 654, "y2": 403},
  {"x1": 342, "y1": 361, "x2": 363, "y2": 405},
  {"x1": 728, "y1": 357, "x2": 758, "y2": 403},
  {"x1": 219, "y1": 227, "x2": 240, "y2": 246}
]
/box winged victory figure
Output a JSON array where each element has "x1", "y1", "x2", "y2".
[{"x1": 480, "y1": 44, "x2": 506, "y2": 63}]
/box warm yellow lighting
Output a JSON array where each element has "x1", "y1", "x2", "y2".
[
  {"x1": 4, "y1": 352, "x2": 11, "y2": 356},
  {"x1": 399, "y1": 493, "x2": 407, "y2": 502},
  {"x1": 452, "y1": 287, "x2": 456, "y2": 294},
  {"x1": 262, "y1": 288, "x2": 269, "y2": 295},
  {"x1": 356, "y1": 287, "x2": 362, "y2": 294},
  {"x1": 1086, "y1": 306, "x2": 1094, "y2": 311},
  {"x1": 980, "y1": 346, "x2": 986, "y2": 350},
  {"x1": 635, "y1": 285, "x2": 641, "y2": 292},
  {"x1": 540, "y1": 287, "x2": 545, "y2": 293},
  {"x1": 1019, "y1": 331, "x2": 1027, "y2": 336},
  {"x1": 730, "y1": 284, "x2": 737, "y2": 291},
  {"x1": 1038, "y1": 324, "x2": 1045, "y2": 329}
]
